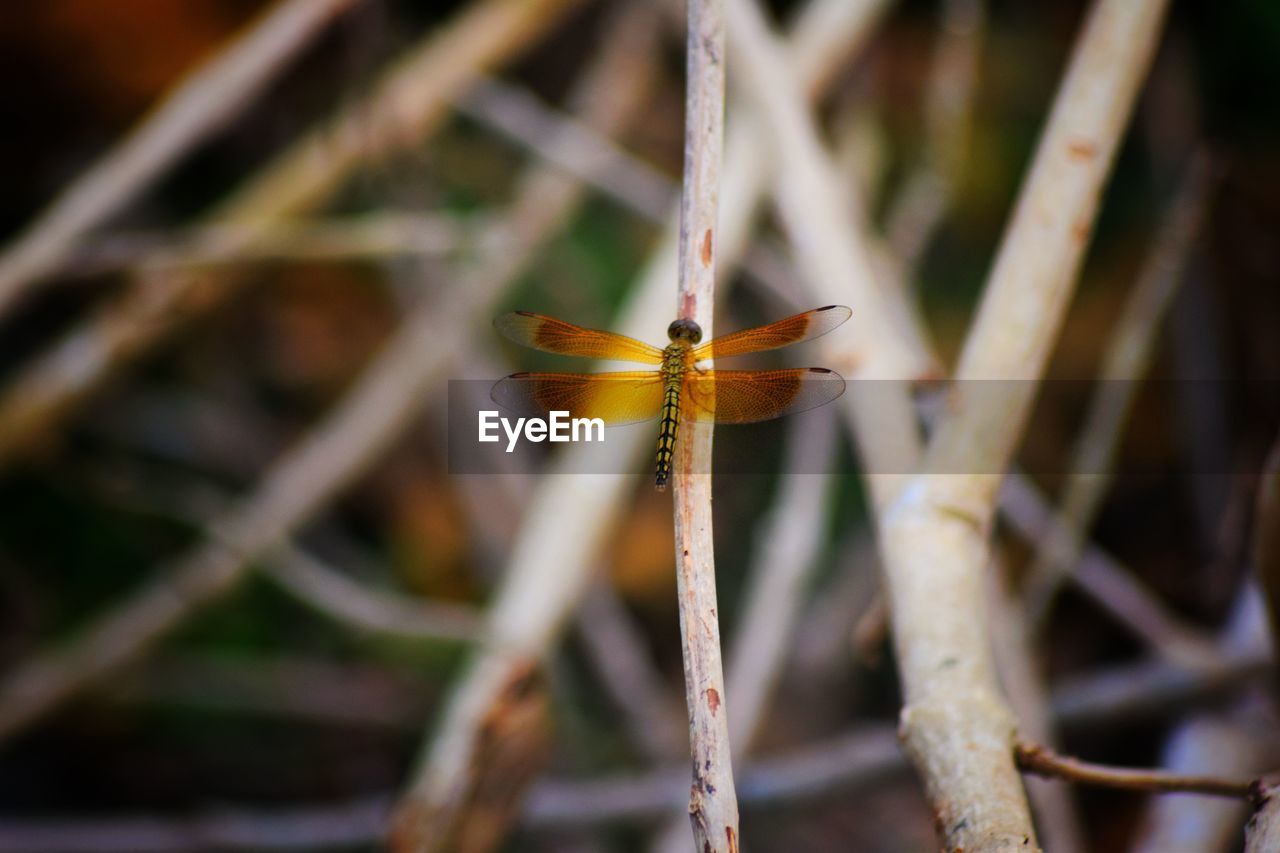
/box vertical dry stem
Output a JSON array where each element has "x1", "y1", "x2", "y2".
[{"x1": 672, "y1": 2, "x2": 738, "y2": 850}]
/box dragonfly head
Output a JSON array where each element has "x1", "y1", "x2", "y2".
[{"x1": 667, "y1": 318, "x2": 703, "y2": 345}]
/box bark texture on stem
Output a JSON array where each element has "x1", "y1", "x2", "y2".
[
  {"x1": 1247, "y1": 782, "x2": 1280, "y2": 853},
  {"x1": 672, "y1": 2, "x2": 738, "y2": 850}
]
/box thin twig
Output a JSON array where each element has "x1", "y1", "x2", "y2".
[
  {"x1": 1014, "y1": 740, "x2": 1257, "y2": 799},
  {"x1": 262, "y1": 549, "x2": 482, "y2": 644},
  {"x1": 653, "y1": 411, "x2": 838, "y2": 853},
  {"x1": 0, "y1": 0, "x2": 587, "y2": 467},
  {"x1": 1023, "y1": 152, "x2": 1218, "y2": 624},
  {"x1": 1132, "y1": 717, "x2": 1263, "y2": 852},
  {"x1": 671, "y1": 1, "x2": 738, "y2": 849},
  {"x1": 1050, "y1": 651, "x2": 1270, "y2": 732},
  {"x1": 52, "y1": 214, "x2": 475, "y2": 279},
  {"x1": 0, "y1": 0, "x2": 360, "y2": 317},
  {"x1": 457, "y1": 78, "x2": 674, "y2": 223}
]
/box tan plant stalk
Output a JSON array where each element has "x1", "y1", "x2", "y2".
[
  {"x1": 0, "y1": 0, "x2": 359, "y2": 317},
  {"x1": 669, "y1": 0, "x2": 739, "y2": 848},
  {"x1": 877, "y1": 0, "x2": 1172, "y2": 848}
]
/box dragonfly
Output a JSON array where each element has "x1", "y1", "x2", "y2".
[{"x1": 491, "y1": 305, "x2": 851, "y2": 488}]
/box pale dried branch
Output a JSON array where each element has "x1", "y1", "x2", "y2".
[
  {"x1": 0, "y1": 0, "x2": 627, "y2": 748},
  {"x1": 875, "y1": 0, "x2": 1172, "y2": 846},
  {"x1": 670, "y1": 0, "x2": 738, "y2": 848},
  {"x1": 54, "y1": 214, "x2": 474, "y2": 279},
  {"x1": 457, "y1": 78, "x2": 673, "y2": 223},
  {"x1": 1023, "y1": 152, "x2": 1218, "y2": 624},
  {"x1": 262, "y1": 549, "x2": 482, "y2": 644},
  {"x1": 726, "y1": 0, "x2": 925, "y2": 511},
  {"x1": 0, "y1": 0, "x2": 360, "y2": 317},
  {"x1": 1051, "y1": 653, "x2": 1270, "y2": 732},
  {"x1": 0, "y1": 0, "x2": 587, "y2": 467}
]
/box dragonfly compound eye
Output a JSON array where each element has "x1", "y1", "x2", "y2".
[{"x1": 667, "y1": 318, "x2": 703, "y2": 344}]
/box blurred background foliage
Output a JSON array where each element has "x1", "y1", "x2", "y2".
[{"x1": 0, "y1": 0, "x2": 1277, "y2": 850}]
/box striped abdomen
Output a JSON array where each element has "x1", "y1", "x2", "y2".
[{"x1": 654, "y1": 379, "x2": 681, "y2": 488}]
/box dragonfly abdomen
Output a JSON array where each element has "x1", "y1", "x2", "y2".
[
  {"x1": 655, "y1": 345, "x2": 689, "y2": 489},
  {"x1": 655, "y1": 381, "x2": 681, "y2": 488}
]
